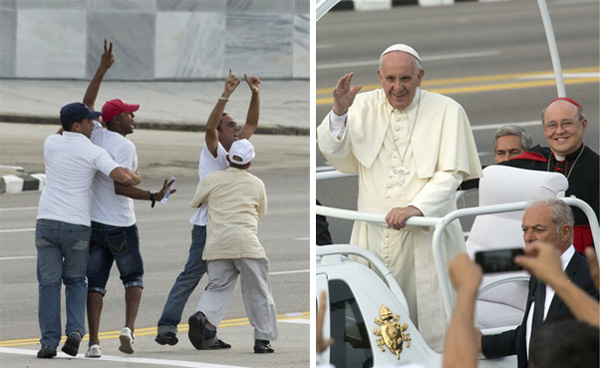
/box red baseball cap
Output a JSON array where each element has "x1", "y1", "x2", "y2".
[{"x1": 102, "y1": 99, "x2": 140, "y2": 123}]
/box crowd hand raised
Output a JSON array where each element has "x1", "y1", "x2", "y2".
[
  {"x1": 317, "y1": 291, "x2": 334, "y2": 354},
  {"x1": 155, "y1": 178, "x2": 177, "y2": 202},
  {"x1": 100, "y1": 38, "x2": 115, "y2": 70},
  {"x1": 223, "y1": 68, "x2": 242, "y2": 98},
  {"x1": 244, "y1": 74, "x2": 261, "y2": 95},
  {"x1": 584, "y1": 247, "x2": 599, "y2": 292},
  {"x1": 332, "y1": 72, "x2": 362, "y2": 116},
  {"x1": 449, "y1": 254, "x2": 482, "y2": 295},
  {"x1": 514, "y1": 241, "x2": 564, "y2": 285},
  {"x1": 385, "y1": 206, "x2": 423, "y2": 230}
]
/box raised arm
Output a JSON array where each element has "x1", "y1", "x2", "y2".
[
  {"x1": 515, "y1": 242, "x2": 600, "y2": 327},
  {"x1": 443, "y1": 254, "x2": 482, "y2": 368},
  {"x1": 205, "y1": 69, "x2": 241, "y2": 157},
  {"x1": 332, "y1": 72, "x2": 362, "y2": 116},
  {"x1": 109, "y1": 167, "x2": 141, "y2": 187},
  {"x1": 238, "y1": 74, "x2": 261, "y2": 140},
  {"x1": 83, "y1": 39, "x2": 114, "y2": 111}
]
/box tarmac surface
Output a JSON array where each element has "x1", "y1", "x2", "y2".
[{"x1": 0, "y1": 79, "x2": 310, "y2": 134}]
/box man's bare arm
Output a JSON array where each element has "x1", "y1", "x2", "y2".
[
  {"x1": 83, "y1": 39, "x2": 114, "y2": 111},
  {"x1": 109, "y1": 167, "x2": 141, "y2": 187},
  {"x1": 114, "y1": 177, "x2": 176, "y2": 202},
  {"x1": 205, "y1": 69, "x2": 241, "y2": 157},
  {"x1": 238, "y1": 74, "x2": 260, "y2": 140}
]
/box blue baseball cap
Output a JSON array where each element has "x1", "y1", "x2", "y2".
[{"x1": 60, "y1": 102, "x2": 102, "y2": 126}]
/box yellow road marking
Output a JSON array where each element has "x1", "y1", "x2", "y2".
[{"x1": 0, "y1": 311, "x2": 309, "y2": 347}]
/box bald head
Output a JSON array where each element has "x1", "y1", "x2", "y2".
[{"x1": 541, "y1": 99, "x2": 587, "y2": 157}]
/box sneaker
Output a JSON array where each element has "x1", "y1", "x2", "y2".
[
  {"x1": 85, "y1": 344, "x2": 102, "y2": 358},
  {"x1": 37, "y1": 345, "x2": 57, "y2": 359},
  {"x1": 253, "y1": 339, "x2": 274, "y2": 354},
  {"x1": 155, "y1": 331, "x2": 178, "y2": 346},
  {"x1": 119, "y1": 327, "x2": 135, "y2": 354},
  {"x1": 188, "y1": 312, "x2": 207, "y2": 350},
  {"x1": 61, "y1": 331, "x2": 82, "y2": 356}
]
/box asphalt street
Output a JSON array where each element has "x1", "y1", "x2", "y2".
[
  {"x1": 0, "y1": 124, "x2": 310, "y2": 368},
  {"x1": 316, "y1": 0, "x2": 600, "y2": 243}
]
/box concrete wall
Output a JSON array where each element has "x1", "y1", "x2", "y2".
[{"x1": 0, "y1": 0, "x2": 309, "y2": 80}]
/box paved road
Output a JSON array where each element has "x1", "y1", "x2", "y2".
[
  {"x1": 0, "y1": 124, "x2": 310, "y2": 367},
  {"x1": 316, "y1": 0, "x2": 600, "y2": 243}
]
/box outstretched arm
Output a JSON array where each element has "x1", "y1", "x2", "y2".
[
  {"x1": 515, "y1": 242, "x2": 600, "y2": 327},
  {"x1": 238, "y1": 74, "x2": 261, "y2": 140},
  {"x1": 205, "y1": 69, "x2": 241, "y2": 157},
  {"x1": 83, "y1": 39, "x2": 114, "y2": 111},
  {"x1": 114, "y1": 177, "x2": 176, "y2": 205}
]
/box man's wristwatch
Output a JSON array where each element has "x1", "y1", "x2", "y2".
[{"x1": 150, "y1": 190, "x2": 157, "y2": 208}]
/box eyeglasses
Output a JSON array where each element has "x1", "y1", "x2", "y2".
[{"x1": 543, "y1": 120, "x2": 580, "y2": 132}]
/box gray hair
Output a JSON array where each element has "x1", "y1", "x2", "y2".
[
  {"x1": 493, "y1": 125, "x2": 532, "y2": 151},
  {"x1": 541, "y1": 101, "x2": 587, "y2": 124},
  {"x1": 378, "y1": 51, "x2": 422, "y2": 73},
  {"x1": 526, "y1": 198, "x2": 574, "y2": 241}
]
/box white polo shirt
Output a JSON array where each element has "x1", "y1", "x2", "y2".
[
  {"x1": 90, "y1": 121, "x2": 137, "y2": 227},
  {"x1": 189, "y1": 142, "x2": 229, "y2": 226},
  {"x1": 37, "y1": 132, "x2": 120, "y2": 226}
]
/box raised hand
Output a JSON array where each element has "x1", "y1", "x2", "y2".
[
  {"x1": 332, "y1": 72, "x2": 362, "y2": 116},
  {"x1": 223, "y1": 68, "x2": 242, "y2": 98},
  {"x1": 244, "y1": 74, "x2": 261, "y2": 95},
  {"x1": 100, "y1": 38, "x2": 114, "y2": 71}
]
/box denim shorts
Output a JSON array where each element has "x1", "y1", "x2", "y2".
[{"x1": 87, "y1": 222, "x2": 144, "y2": 295}]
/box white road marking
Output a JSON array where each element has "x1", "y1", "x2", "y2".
[
  {"x1": 0, "y1": 206, "x2": 37, "y2": 212},
  {"x1": 516, "y1": 72, "x2": 599, "y2": 80},
  {"x1": 470, "y1": 121, "x2": 541, "y2": 131},
  {"x1": 0, "y1": 347, "x2": 247, "y2": 367},
  {"x1": 317, "y1": 50, "x2": 499, "y2": 70},
  {"x1": 0, "y1": 228, "x2": 35, "y2": 233},
  {"x1": 0, "y1": 256, "x2": 35, "y2": 261},
  {"x1": 270, "y1": 269, "x2": 309, "y2": 275},
  {"x1": 279, "y1": 319, "x2": 310, "y2": 325},
  {"x1": 293, "y1": 237, "x2": 310, "y2": 240}
]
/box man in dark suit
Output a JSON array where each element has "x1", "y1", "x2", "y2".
[{"x1": 476, "y1": 198, "x2": 599, "y2": 368}]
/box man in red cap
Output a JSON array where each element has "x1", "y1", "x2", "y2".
[
  {"x1": 80, "y1": 39, "x2": 175, "y2": 358},
  {"x1": 503, "y1": 97, "x2": 599, "y2": 253}
]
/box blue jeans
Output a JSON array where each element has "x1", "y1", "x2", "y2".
[
  {"x1": 36, "y1": 219, "x2": 90, "y2": 347},
  {"x1": 87, "y1": 222, "x2": 144, "y2": 295},
  {"x1": 157, "y1": 225, "x2": 207, "y2": 334}
]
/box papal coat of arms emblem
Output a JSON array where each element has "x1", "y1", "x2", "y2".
[{"x1": 373, "y1": 304, "x2": 411, "y2": 359}]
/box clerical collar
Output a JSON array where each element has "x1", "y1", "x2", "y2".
[{"x1": 550, "y1": 143, "x2": 584, "y2": 162}]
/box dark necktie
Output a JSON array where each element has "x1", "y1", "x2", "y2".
[{"x1": 531, "y1": 279, "x2": 546, "y2": 338}]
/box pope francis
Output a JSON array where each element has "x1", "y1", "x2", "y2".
[{"x1": 317, "y1": 44, "x2": 482, "y2": 352}]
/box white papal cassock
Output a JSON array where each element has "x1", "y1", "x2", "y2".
[{"x1": 317, "y1": 88, "x2": 482, "y2": 352}]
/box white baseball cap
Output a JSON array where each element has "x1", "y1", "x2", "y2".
[{"x1": 229, "y1": 139, "x2": 255, "y2": 165}]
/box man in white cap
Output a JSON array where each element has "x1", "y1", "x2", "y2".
[
  {"x1": 155, "y1": 68, "x2": 261, "y2": 349},
  {"x1": 317, "y1": 44, "x2": 482, "y2": 351},
  {"x1": 188, "y1": 139, "x2": 278, "y2": 354}
]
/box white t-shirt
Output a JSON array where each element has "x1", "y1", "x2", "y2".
[
  {"x1": 90, "y1": 121, "x2": 137, "y2": 226},
  {"x1": 37, "y1": 132, "x2": 120, "y2": 226},
  {"x1": 189, "y1": 142, "x2": 229, "y2": 226}
]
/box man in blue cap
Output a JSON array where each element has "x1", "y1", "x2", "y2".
[{"x1": 35, "y1": 102, "x2": 141, "y2": 359}]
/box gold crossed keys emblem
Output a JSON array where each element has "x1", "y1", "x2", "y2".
[{"x1": 373, "y1": 304, "x2": 411, "y2": 359}]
